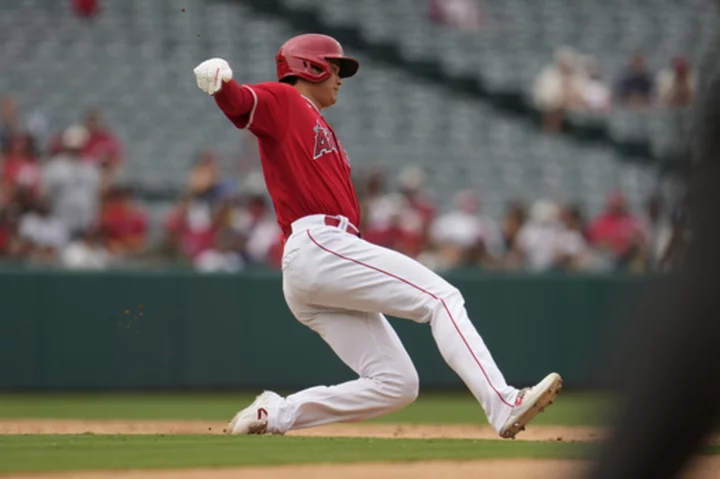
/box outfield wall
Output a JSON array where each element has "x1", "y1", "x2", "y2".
[{"x1": 0, "y1": 270, "x2": 647, "y2": 390}]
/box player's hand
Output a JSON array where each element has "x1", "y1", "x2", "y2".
[{"x1": 193, "y1": 58, "x2": 233, "y2": 96}]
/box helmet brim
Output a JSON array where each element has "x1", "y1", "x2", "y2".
[{"x1": 327, "y1": 56, "x2": 359, "y2": 78}]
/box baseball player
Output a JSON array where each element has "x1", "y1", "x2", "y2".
[{"x1": 193, "y1": 33, "x2": 562, "y2": 439}]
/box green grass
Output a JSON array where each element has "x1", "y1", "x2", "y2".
[
  {"x1": 0, "y1": 435, "x2": 596, "y2": 473},
  {"x1": 0, "y1": 392, "x2": 609, "y2": 425}
]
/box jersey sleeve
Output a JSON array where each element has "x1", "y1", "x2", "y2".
[{"x1": 214, "y1": 81, "x2": 292, "y2": 140}]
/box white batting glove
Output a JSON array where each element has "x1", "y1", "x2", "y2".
[{"x1": 193, "y1": 58, "x2": 233, "y2": 96}]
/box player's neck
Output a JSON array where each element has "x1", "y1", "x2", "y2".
[{"x1": 294, "y1": 85, "x2": 324, "y2": 111}]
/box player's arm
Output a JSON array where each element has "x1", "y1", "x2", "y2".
[{"x1": 193, "y1": 58, "x2": 288, "y2": 138}]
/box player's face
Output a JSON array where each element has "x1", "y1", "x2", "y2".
[{"x1": 315, "y1": 62, "x2": 343, "y2": 108}]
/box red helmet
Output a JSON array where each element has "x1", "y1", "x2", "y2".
[{"x1": 276, "y1": 34, "x2": 359, "y2": 83}]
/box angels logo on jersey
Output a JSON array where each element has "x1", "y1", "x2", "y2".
[{"x1": 312, "y1": 120, "x2": 338, "y2": 160}]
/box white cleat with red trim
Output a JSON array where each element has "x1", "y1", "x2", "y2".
[
  {"x1": 499, "y1": 372, "x2": 563, "y2": 439},
  {"x1": 225, "y1": 391, "x2": 282, "y2": 435}
]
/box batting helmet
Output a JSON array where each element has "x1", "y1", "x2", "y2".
[{"x1": 276, "y1": 34, "x2": 359, "y2": 83}]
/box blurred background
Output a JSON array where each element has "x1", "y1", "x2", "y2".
[
  {"x1": 0, "y1": 0, "x2": 707, "y2": 275},
  {"x1": 0, "y1": 0, "x2": 710, "y2": 391}
]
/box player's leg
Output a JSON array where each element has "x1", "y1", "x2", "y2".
[
  {"x1": 276, "y1": 308, "x2": 418, "y2": 433},
  {"x1": 289, "y1": 226, "x2": 560, "y2": 434},
  {"x1": 227, "y1": 308, "x2": 419, "y2": 434}
]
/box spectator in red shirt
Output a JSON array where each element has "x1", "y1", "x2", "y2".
[
  {"x1": 163, "y1": 195, "x2": 216, "y2": 261},
  {"x1": 82, "y1": 109, "x2": 122, "y2": 166},
  {"x1": 1, "y1": 132, "x2": 40, "y2": 198},
  {"x1": 42, "y1": 109, "x2": 121, "y2": 193},
  {"x1": 395, "y1": 166, "x2": 436, "y2": 256},
  {"x1": 362, "y1": 193, "x2": 426, "y2": 258},
  {"x1": 398, "y1": 166, "x2": 436, "y2": 224},
  {"x1": 588, "y1": 191, "x2": 646, "y2": 259},
  {"x1": 358, "y1": 168, "x2": 413, "y2": 250},
  {"x1": 72, "y1": 0, "x2": 99, "y2": 18},
  {"x1": 48, "y1": 109, "x2": 123, "y2": 187},
  {"x1": 99, "y1": 187, "x2": 148, "y2": 256}
]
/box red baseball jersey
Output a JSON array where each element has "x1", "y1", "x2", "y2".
[{"x1": 214, "y1": 80, "x2": 360, "y2": 237}]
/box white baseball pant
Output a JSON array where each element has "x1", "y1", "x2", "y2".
[{"x1": 269, "y1": 214, "x2": 520, "y2": 434}]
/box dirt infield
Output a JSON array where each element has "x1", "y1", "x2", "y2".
[
  {"x1": 0, "y1": 460, "x2": 588, "y2": 479},
  {"x1": 5, "y1": 458, "x2": 720, "y2": 479},
  {"x1": 0, "y1": 419, "x2": 601, "y2": 442}
]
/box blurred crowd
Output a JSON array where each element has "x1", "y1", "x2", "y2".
[
  {"x1": 356, "y1": 166, "x2": 681, "y2": 274},
  {"x1": 0, "y1": 95, "x2": 149, "y2": 271},
  {"x1": 1, "y1": 0, "x2": 689, "y2": 275},
  {"x1": 0, "y1": 93, "x2": 683, "y2": 274},
  {"x1": 146, "y1": 160, "x2": 682, "y2": 275},
  {"x1": 533, "y1": 48, "x2": 696, "y2": 132},
  {"x1": 0, "y1": 95, "x2": 282, "y2": 273},
  {"x1": 156, "y1": 151, "x2": 283, "y2": 274}
]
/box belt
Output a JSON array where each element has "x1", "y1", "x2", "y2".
[{"x1": 290, "y1": 214, "x2": 361, "y2": 237}]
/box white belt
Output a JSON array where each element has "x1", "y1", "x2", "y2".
[{"x1": 290, "y1": 214, "x2": 360, "y2": 236}]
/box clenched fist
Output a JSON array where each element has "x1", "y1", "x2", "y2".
[{"x1": 193, "y1": 58, "x2": 233, "y2": 95}]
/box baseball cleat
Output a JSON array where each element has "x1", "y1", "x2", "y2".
[
  {"x1": 499, "y1": 372, "x2": 563, "y2": 439},
  {"x1": 225, "y1": 391, "x2": 282, "y2": 435}
]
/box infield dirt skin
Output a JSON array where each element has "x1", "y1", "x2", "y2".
[
  {"x1": 0, "y1": 419, "x2": 601, "y2": 442},
  {"x1": 4, "y1": 458, "x2": 720, "y2": 479}
]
